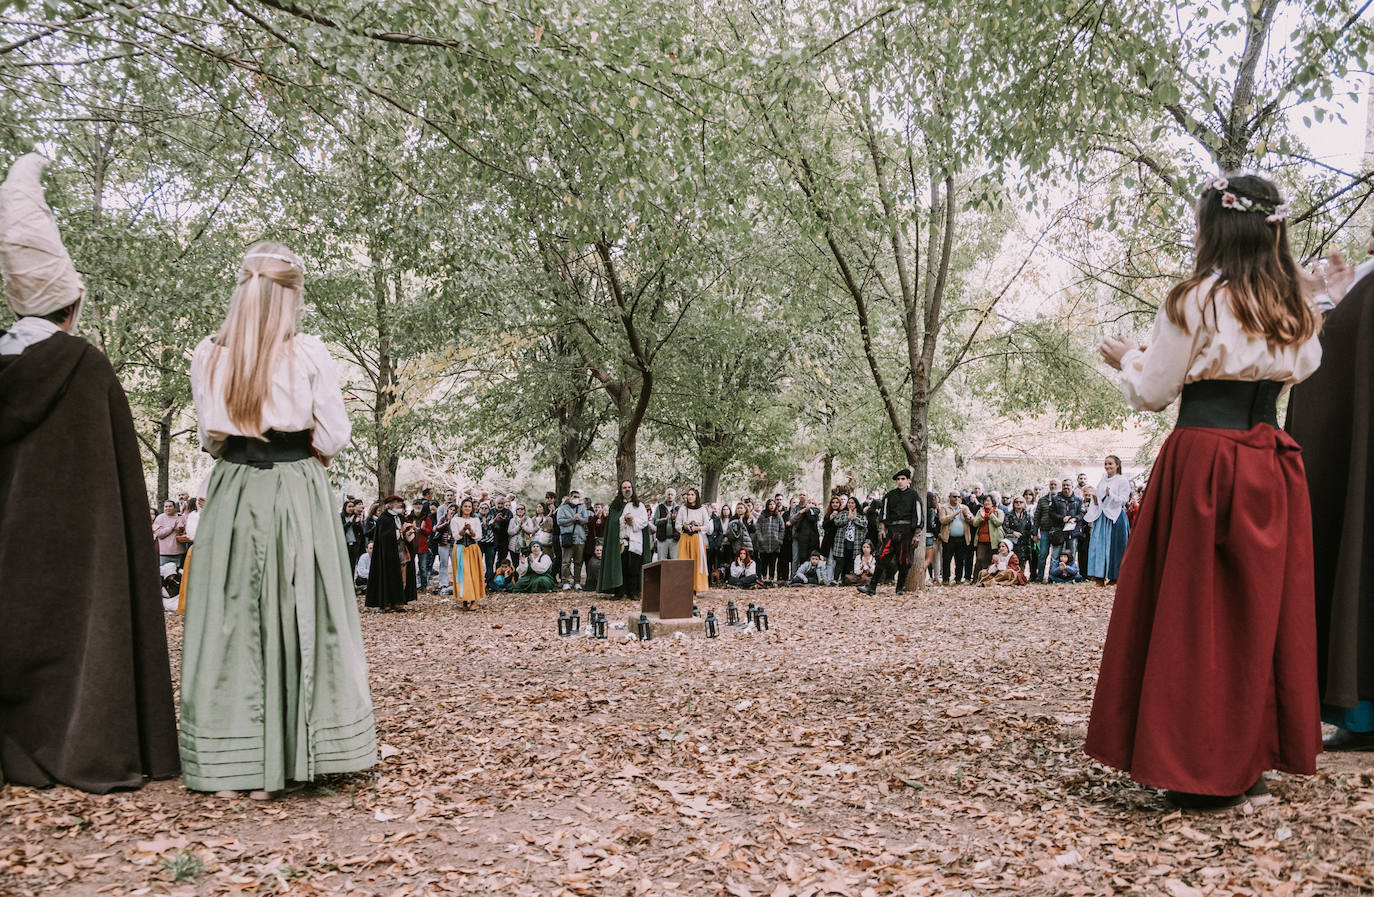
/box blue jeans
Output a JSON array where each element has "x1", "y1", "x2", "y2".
[
  {"x1": 482, "y1": 543, "x2": 497, "y2": 583},
  {"x1": 1037, "y1": 534, "x2": 1053, "y2": 581}
]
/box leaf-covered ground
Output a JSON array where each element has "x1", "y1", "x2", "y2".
[{"x1": 3, "y1": 584, "x2": 1372, "y2": 897}]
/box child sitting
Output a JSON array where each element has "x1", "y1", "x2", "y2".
[
  {"x1": 789, "y1": 550, "x2": 826, "y2": 586},
  {"x1": 491, "y1": 560, "x2": 516, "y2": 592}
]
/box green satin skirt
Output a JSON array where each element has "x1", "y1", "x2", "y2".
[{"x1": 179, "y1": 457, "x2": 377, "y2": 791}]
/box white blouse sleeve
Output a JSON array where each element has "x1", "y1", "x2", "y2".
[
  {"x1": 1097, "y1": 475, "x2": 1128, "y2": 522},
  {"x1": 469, "y1": 517, "x2": 482, "y2": 541},
  {"x1": 189, "y1": 339, "x2": 223, "y2": 456},
  {"x1": 299, "y1": 335, "x2": 351, "y2": 460},
  {"x1": 1118, "y1": 295, "x2": 1203, "y2": 413}
]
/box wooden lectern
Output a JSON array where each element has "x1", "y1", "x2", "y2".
[{"x1": 642, "y1": 559, "x2": 694, "y2": 619}]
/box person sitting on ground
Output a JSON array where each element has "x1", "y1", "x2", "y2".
[
  {"x1": 490, "y1": 559, "x2": 516, "y2": 592},
  {"x1": 789, "y1": 550, "x2": 826, "y2": 586},
  {"x1": 160, "y1": 563, "x2": 182, "y2": 612},
  {"x1": 583, "y1": 541, "x2": 602, "y2": 589},
  {"x1": 844, "y1": 540, "x2": 877, "y2": 587},
  {"x1": 354, "y1": 541, "x2": 373, "y2": 590},
  {"x1": 511, "y1": 542, "x2": 556, "y2": 593},
  {"x1": 728, "y1": 547, "x2": 759, "y2": 589},
  {"x1": 977, "y1": 539, "x2": 1027, "y2": 586},
  {"x1": 1047, "y1": 550, "x2": 1081, "y2": 584}
]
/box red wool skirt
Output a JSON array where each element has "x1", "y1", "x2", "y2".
[{"x1": 1084, "y1": 424, "x2": 1320, "y2": 795}]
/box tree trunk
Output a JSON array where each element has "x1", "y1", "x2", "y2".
[
  {"x1": 615, "y1": 428, "x2": 637, "y2": 486},
  {"x1": 821, "y1": 453, "x2": 834, "y2": 498},
  {"x1": 551, "y1": 374, "x2": 592, "y2": 498},
  {"x1": 701, "y1": 466, "x2": 723, "y2": 503},
  {"x1": 379, "y1": 454, "x2": 399, "y2": 500},
  {"x1": 155, "y1": 403, "x2": 173, "y2": 504},
  {"x1": 554, "y1": 458, "x2": 574, "y2": 500},
  {"x1": 372, "y1": 261, "x2": 394, "y2": 501},
  {"x1": 611, "y1": 371, "x2": 652, "y2": 486}
]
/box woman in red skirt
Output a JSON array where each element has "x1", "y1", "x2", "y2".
[{"x1": 1086, "y1": 174, "x2": 1324, "y2": 809}]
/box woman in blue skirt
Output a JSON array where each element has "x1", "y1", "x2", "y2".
[{"x1": 1085, "y1": 454, "x2": 1131, "y2": 583}]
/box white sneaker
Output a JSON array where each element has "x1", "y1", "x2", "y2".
[
  {"x1": 574, "y1": 584, "x2": 583, "y2": 591},
  {"x1": 562, "y1": 583, "x2": 572, "y2": 591}
]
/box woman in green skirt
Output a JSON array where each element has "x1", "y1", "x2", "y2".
[{"x1": 183, "y1": 242, "x2": 377, "y2": 799}]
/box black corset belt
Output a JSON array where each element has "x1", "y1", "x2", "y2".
[
  {"x1": 220, "y1": 430, "x2": 312, "y2": 468},
  {"x1": 1175, "y1": 379, "x2": 1282, "y2": 430}
]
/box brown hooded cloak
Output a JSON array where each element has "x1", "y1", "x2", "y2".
[
  {"x1": 1286, "y1": 273, "x2": 1374, "y2": 714},
  {"x1": 0, "y1": 330, "x2": 180, "y2": 791}
]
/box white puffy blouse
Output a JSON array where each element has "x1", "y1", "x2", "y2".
[
  {"x1": 1085, "y1": 473, "x2": 1131, "y2": 524},
  {"x1": 1118, "y1": 276, "x2": 1322, "y2": 413},
  {"x1": 191, "y1": 333, "x2": 351, "y2": 460}
]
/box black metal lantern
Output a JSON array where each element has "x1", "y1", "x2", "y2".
[
  {"x1": 755, "y1": 606, "x2": 769, "y2": 631},
  {"x1": 593, "y1": 610, "x2": 608, "y2": 639},
  {"x1": 726, "y1": 600, "x2": 739, "y2": 626},
  {"x1": 557, "y1": 610, "x2": 570, "y2": 636},
  {"x1": 636, "y1": 613, "x2": 652, "y2": 641},
  {"x1": 692, "y1": 603, "x2": 700, "y2": 617},
  {"x1": 705, "y1": 610, "x2": 719, "y2": 638},
  {"x1": 746, "y1": 602, "x2": 757, "y2": 626},
  {"x1": 588, "y1": 605, "x2": 597, "y2": 625},
  {"x1": 570, "y1": 608, "x2": 581, "y2": 634}
]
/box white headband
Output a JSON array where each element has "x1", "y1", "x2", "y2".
[{"x1": 243, "y1": 252, "x2": 304, "y2": 272}]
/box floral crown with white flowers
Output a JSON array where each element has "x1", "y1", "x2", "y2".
[{"x1": 1201, "y1": 177, "x2": 1290, "y2": 224}]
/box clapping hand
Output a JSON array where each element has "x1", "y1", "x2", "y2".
[
  {"x1": 1312, "y1": 252, "x2": 1356, "y2": 302},
  {"x1": 1099, "y1": 335, "x2": 1139, "y2": 371}
]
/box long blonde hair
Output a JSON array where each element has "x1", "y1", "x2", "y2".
[{"x1": 209, "y1": 242, "x2": 305, "y2": 436}]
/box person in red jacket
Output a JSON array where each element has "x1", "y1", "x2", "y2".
[{"x1": 411, "y1": 502, "x2": 433, "y2": 590}]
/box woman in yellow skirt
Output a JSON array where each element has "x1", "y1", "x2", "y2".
[
  {"x1": 675, "y1": 487, "x2": 711, "y2": 593},
  {"x1": 450, "y1": 497, "x2": 486, "y2": 610}
]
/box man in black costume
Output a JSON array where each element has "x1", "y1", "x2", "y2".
[
  {"x1": 859, "y1": 468, "x2": 924, "y2": 596},
  {"x1": 366, "y1": 494, "x2": 418, "y2": 611},
  {"x1": 1286, "y1": 236, "x2": 1374, "y2": 750},
  {"x1": 0, "y1": 154, "x2": 179, "y2": 792}
]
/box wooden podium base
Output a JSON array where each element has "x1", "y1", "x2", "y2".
[{"x1": 627, "y1": 611, "x2": 704, "y2": 639}]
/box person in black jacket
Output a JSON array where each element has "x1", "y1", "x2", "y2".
[
  {"x1": 1049, "y1": 479, "x2": 1083, "y2": 572},
  {"x1": 858, "y1": 469, "x2": 924, "y2": 596},
  {"x1": 790, "y1": 497, "x2": 820, "y2": 567},
  {"x1": 1032, "y1": 480, "x2": 1058, "y2": 582},
  {"x1": 1005, "y1": 495, "x2": 1035, "y2": 577}
]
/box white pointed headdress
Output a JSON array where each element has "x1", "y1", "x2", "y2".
[{"x1": 0, "y1": 154, "x2": 85, "y2": 317}]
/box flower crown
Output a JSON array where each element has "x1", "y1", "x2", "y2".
[{"x1": 1202, "y1": 177, "x2": 1289, "y2": 224}]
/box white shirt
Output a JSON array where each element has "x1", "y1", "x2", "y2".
[
  {"x1": 354, "y1": 552, "x2": 371, "y2": 579},
  {"x1": 854, "y1": 554, "x2": 876, "y2": 576},
  {"x1": 0, "y1": 316, "x2": 61, "y2": 356},
  {"x1": 191, "y1": 334, "x2": 351, "y2": 459},
  {"x1": 1085, "y1": 473, "x2": 1131, "y2": 523},
  {"x1": 675, "y1": 505, "x2": 710, "y2": 536},
  {"x1": 621, "y1": 502, "x2": 650, "y2": 555},
  {"x1": 729, "y1": 560, "x2": 757, "y2": 578},
  {"x1": 450, "y1": 515, "x2": 483, "y2": 542},
  {"x1": 520, "y1": 553, "x2": 553, "y2": 576},
  {"x1": 1118, "y1": 277, "x2": 1322, "y2": 412}
]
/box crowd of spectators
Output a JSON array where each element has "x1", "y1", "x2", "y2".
[{"x1": 331, "y1": 464, "x2": 1140, "y2": 598}]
